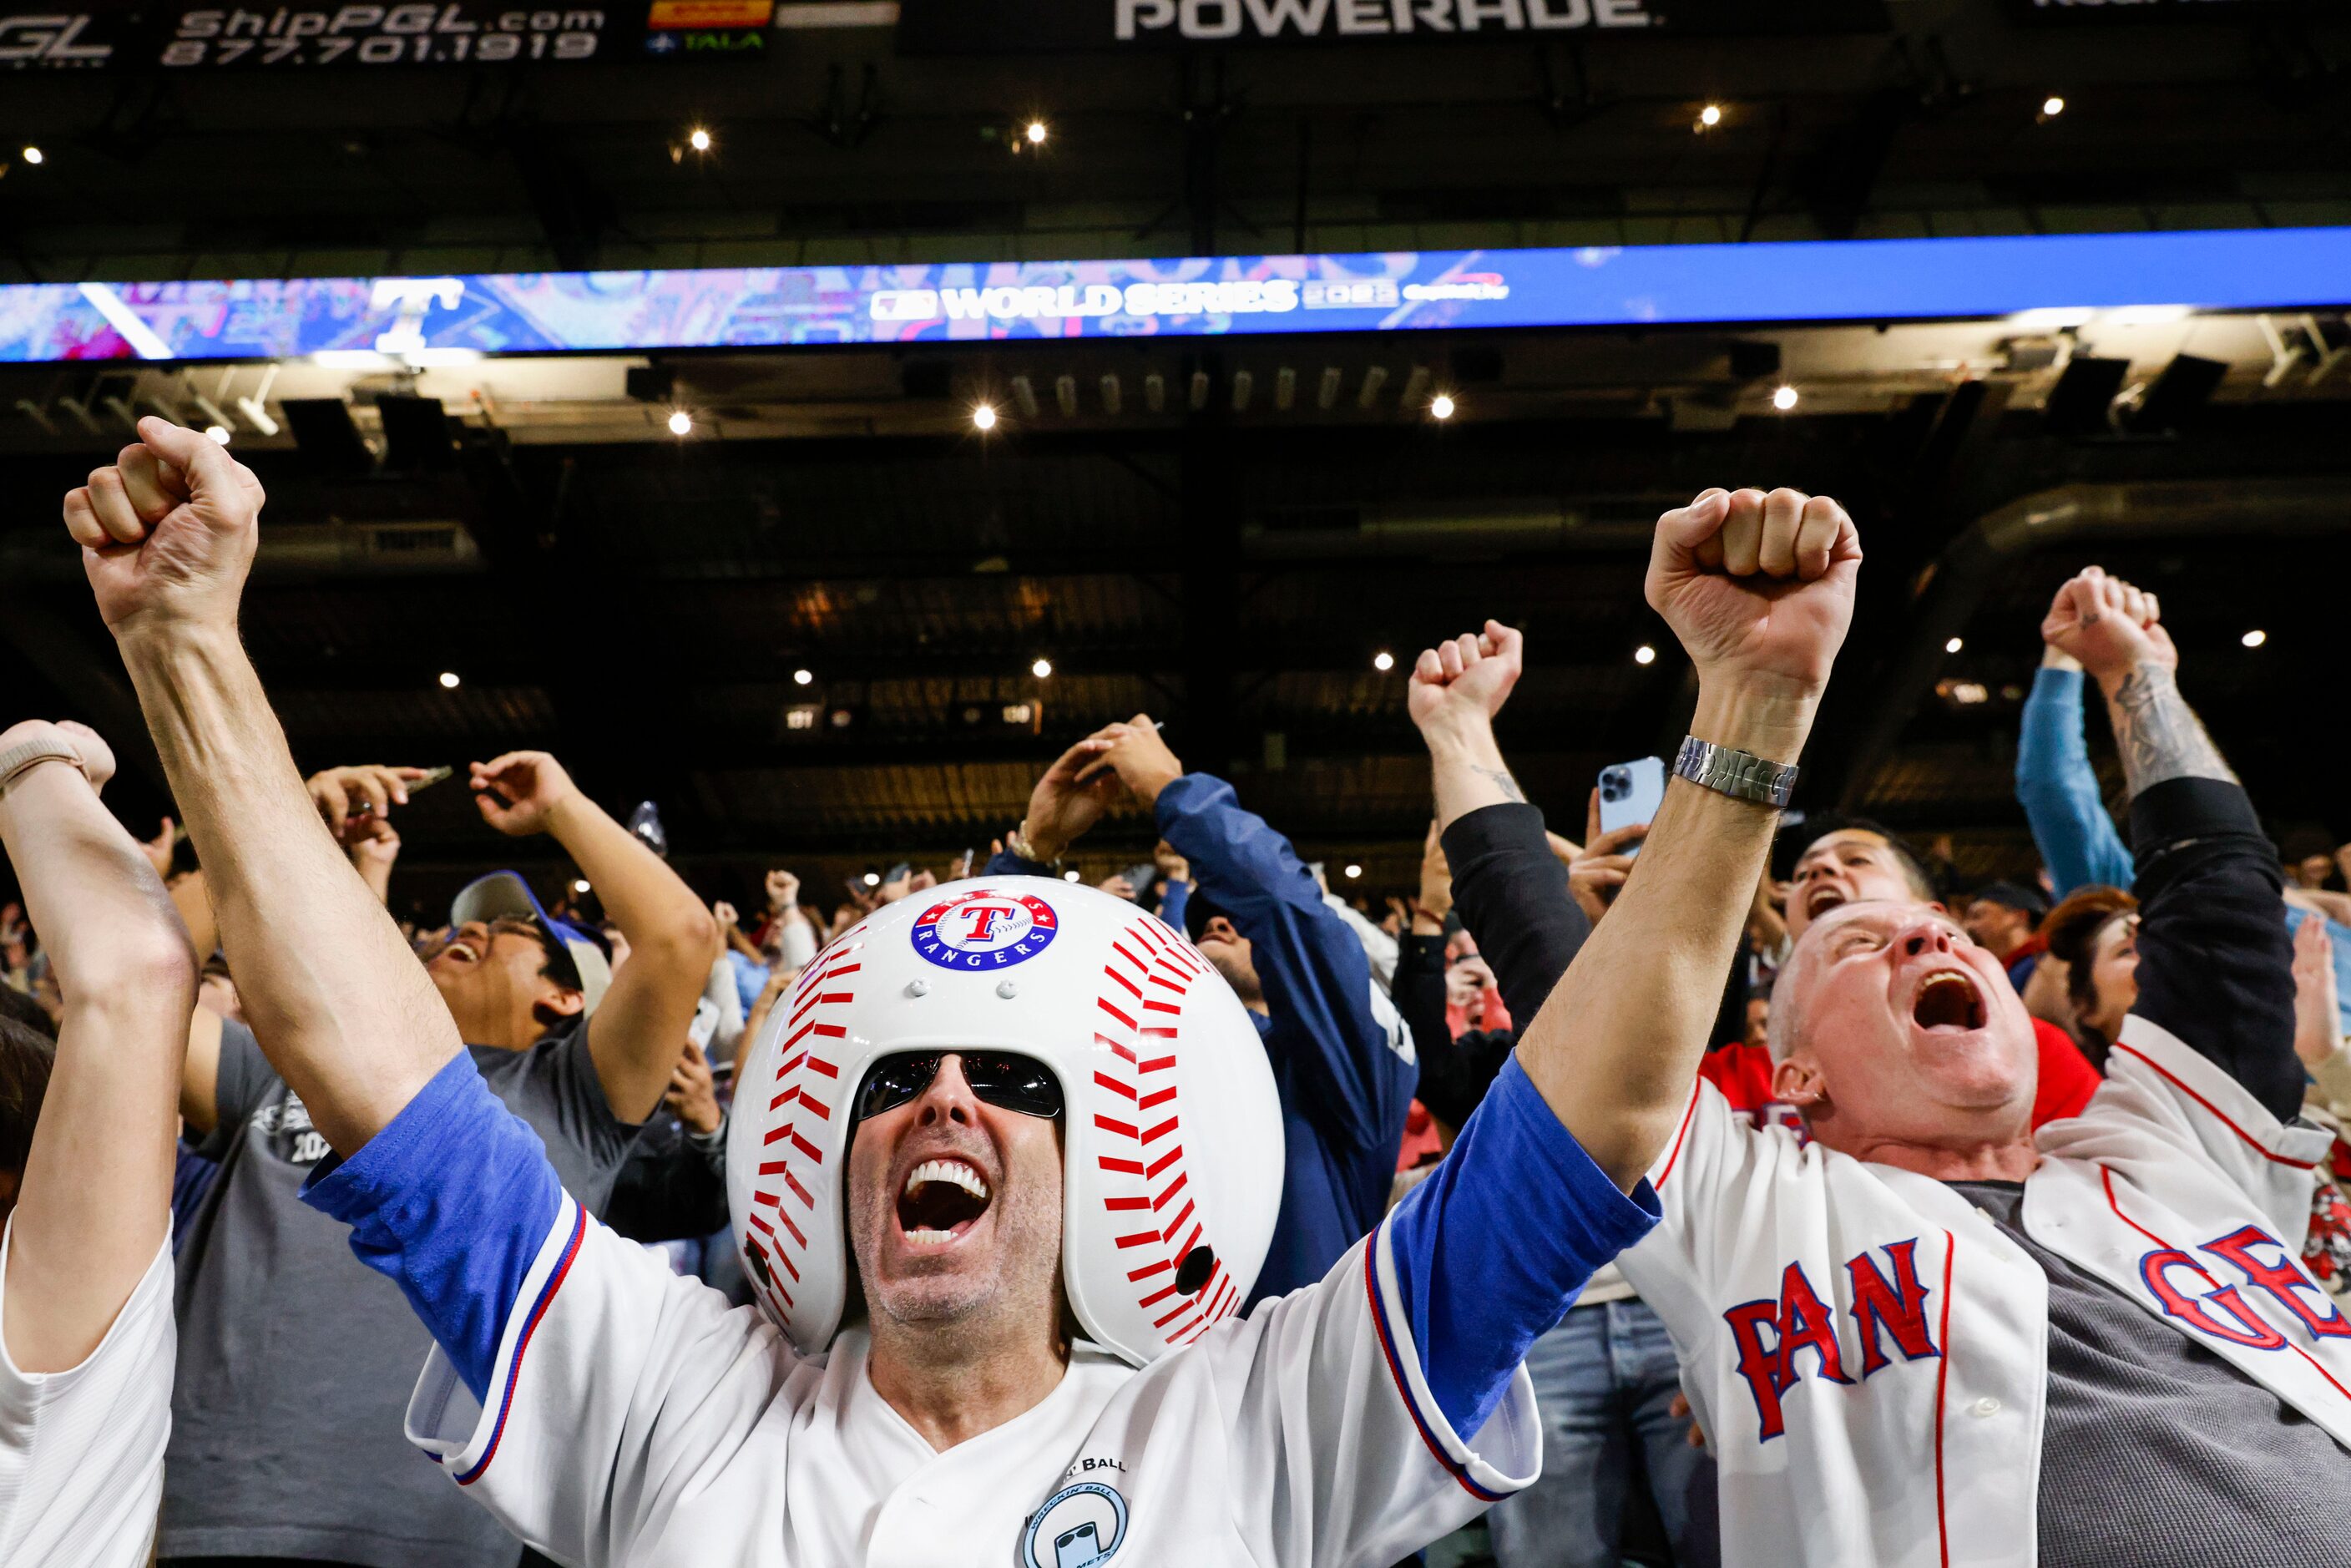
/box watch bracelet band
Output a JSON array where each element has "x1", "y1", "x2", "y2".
[
  {"x1": 1004, "y1": 825, "x2": 1059, "y2": 868},
  {"x1": 1673, "y1": 735, "x2": 1799, "y2": 810},
  {"x1": 0, "y1": 739, "x2": 87, "y2": 798}
]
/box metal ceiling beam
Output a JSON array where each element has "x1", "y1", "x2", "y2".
[{"x1": 1833, "y1": 478, "x2": 2349, "y2": 812}]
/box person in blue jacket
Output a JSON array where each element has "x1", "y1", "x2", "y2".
[
  {"x1": 989, "y1": 716, "x2": 1416, "y2": 1305},
  {"x1": 2020, "y1": 591, "x2": 2351, "y2": 1034}
]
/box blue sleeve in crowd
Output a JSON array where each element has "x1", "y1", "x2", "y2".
[
  {"x1": 302, "y1": 1051, "x2": 565, "y2": 1404},
  {"x1": 1156, "y1": 773, "x2": 1409, "y2": 1153},
  {"x1": 1383, "y1": 1055, "x2": 1660, "y2": 1437},
  {"x1": 1156, "y1": 878, "x2": 1191, "y2": 934},
  {"x1": 2016, "y1": 665, "x2": 2136, "y2": 897},
  {"x1": 984, "y1": 847, "x2": 1049, "y2": 878}
]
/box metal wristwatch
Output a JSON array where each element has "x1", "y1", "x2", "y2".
[
  {"x1": 1673, "y1": 735, "x2": 1798, "y2": 810},
  {"x1": 0, "y1": 737, "x2": 87, "y2": 799}
]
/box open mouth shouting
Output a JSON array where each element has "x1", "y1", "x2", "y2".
[
  {"x1": 1804, "y1": 884, "x2": 1848, "y2": 921},
  {"x1": 1910, "y1": 968, "x2": 1989, "y2": 1034},
  {"x1": 897, "y1": 1156, "x2": 993, "y2": 1248}
]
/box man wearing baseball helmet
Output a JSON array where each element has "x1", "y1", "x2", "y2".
[{"x1": 61, "y1": 423, "x2": 1853, "y2": 1565}]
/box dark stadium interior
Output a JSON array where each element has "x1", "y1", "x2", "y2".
[{"x1": 4, "y1": 0, "x2": 2348, "y2": 919}]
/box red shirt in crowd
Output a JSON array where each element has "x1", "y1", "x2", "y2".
[{"x1": 1698, "y1": 1017, "x2": 2101, "y2": 1135}]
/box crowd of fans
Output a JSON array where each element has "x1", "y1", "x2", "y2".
[{"x1": 4, "y1": 447, "x2": 2350, "y2": 1568}]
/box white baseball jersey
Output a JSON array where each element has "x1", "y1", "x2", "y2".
[
  {"x1": 401, "y1": 1198, "x2": 1540, "y2": 1568},
  {"x1": 1620, "y1": 1011, "x2": 2351, "y2": 1567},
  {"x1": 0, "y1": 1224, "x2": 174, "y2": 1568}
]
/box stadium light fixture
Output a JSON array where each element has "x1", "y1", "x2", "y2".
[
  {"x1": 1945, "y1": 636, "x2": 1964, "y2": 654},
  {"x1": 1026, "y1": 120, "x2": 1049, "y2": 145},
  {"x1": 2242, "y1": 629, "x2": 2268, "y2": 648},
  {"x1": 863, "y1": 871, "x2": 881, "y2": 887},
  {"x1": 1064, "y1": 869, "x2": 1082, "y2": 882},
  {"x1": 1635, "y1": 645, "x2": 1656, "y2": 666},
  {"x1": 1698, "y1": 104, "x2": 1722, "y2": 129},
  {"x1": 1430, "y1": 393, "x2": 1456, "y2": 420},
  {"x1": 1031, "y1": 657, "x2": 1054, "y2": 679},
  {"x1": 2041, "y1": 96, "x2": 2065, "y2": 119},
  {"x1": 973, "y1": 403, "x2": 998, "y2": 431},
  {"x1": 1772, "y1": 384, "x2": 1800, "y2": 411},
  {"x1": 205, "y1": 424, "x2": 233, "y2": 445},
  {"x1": 437, "y1": 670, "x2": 462, "y2": 689},
  {"x1": 667, "y1": 409, "x2": 692, "y2": 436},
  {"x1": 793, "y1": 668, "x2": 814, "y2": 685},
  {"x1": 19, "y1": 147, "x2": 42, "y2": 165},
  {"x1": 689, "y1": 127, "x2": 712, "y2": 152},
  {"x1": 1373, "y1": 650, "x2": 1394, "y2": 672},
  {"x1": 1343, "y1": 863, "x2": 1363, "y2": 880},
  {"x1": 573, "y1": 878, "x2": 591, "y2": 894}
]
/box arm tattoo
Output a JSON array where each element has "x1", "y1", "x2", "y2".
[
  {"x1": 1470, "y1": 764, "x2": 1526, "y2": 804},
  {"x1": 2106, "y1": 661, "x2": 2237, "y2": 800}
]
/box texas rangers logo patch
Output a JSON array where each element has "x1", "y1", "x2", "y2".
[
  {"x1": 1022, "y1": 1479, "x2": 1127, "y2": 1568},
  {"x1": 911, "y1": 889, "x2": 1059, "y2": 971}
]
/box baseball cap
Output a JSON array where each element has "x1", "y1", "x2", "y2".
[
  {"x1": 449, "y1": 871, "x2": 612, "y2": 1016},
  {"x1": 1969, "y1": 879, "x2": 2051, "y2": 920}
]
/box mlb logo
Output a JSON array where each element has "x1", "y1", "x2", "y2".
[{"x1": 911, "y1": 889, "x2": 1060, "y2": 971}]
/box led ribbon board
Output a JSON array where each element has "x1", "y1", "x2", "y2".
[{"x1": 5, "y1": 227, "x2": 2348, "y2": 363}]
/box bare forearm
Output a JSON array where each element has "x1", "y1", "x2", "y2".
[
  {"x1": 1421, "y1": 714, "x2": 1524, "y2": 832},
  {"x1": 1517, "y1": 686, "x2": 1810, "y2": 1189},
  {"x1": 545, "y1": 793, "x2": 715, "y2": 962},
  {"x1": 0, "y1": 765, "x2": 194, "y2": 1371},
  {"x1": 2099, "y1": 660, "x2": 2235, "y2": 802},
  {"x1": 116, "y1": 624, "x2": 460, "y2": 1151}
]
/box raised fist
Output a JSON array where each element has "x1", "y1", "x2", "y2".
[
  {"x1": 1646, "y1": 487, "x2": 1860, "y2": 706},
  {"x1": 1408, "y1": 620, "x2": 1524, "y2": 736},
  {"x1": 63, "y1": 417, "x2": 267, "y2": 635},
  {"x1": 2040, "y1": 567, "x2": 2176, "y2": 687},
  {"x1": 469, "y1": 751, "x2": 579, "y2": 837}
]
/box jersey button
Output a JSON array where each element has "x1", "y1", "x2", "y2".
[{"x1": 1972, "y1": 1397, "x2": 2002, "y2": 1418}]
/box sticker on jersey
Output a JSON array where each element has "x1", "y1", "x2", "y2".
[
  {"x1": 910, "y1": 889, "x2": 1060, "y2": 971},
  {"x1": 1022, "y1": 1479, "x2": 1128, "y2": 1568}
]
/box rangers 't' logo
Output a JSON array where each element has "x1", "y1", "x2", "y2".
[{"x1": 910, "y1": 889, "x2": 1059, "y2": 971}]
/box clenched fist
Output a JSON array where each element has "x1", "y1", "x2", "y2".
[
  {"x1": 64, "y1": 417, "x2": 267, "y2": 636},
  {"x1": 1646, "y1": 487, "x2": 1860, "y2": 756},
  {"x1": 2040, "y1": 566, "x2": 2175, "y2": 689}
]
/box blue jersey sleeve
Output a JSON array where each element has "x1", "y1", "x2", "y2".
[
  {"x1": 1381, "y1": 1055, "x2": 1660, "y2": 1437},
  {"x1": 1156, "y1": 772, "x2": 1412, "y2": 1154},
  {"x1": 301, "y1": 1052, "x2": 565, "y2": 1404},
  {"x1": 2016, "y1": 665, "x2": 2136, "y2": 897}
]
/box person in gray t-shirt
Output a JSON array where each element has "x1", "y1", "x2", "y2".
[{"x1": 159, "y1": 754, "x2": 719, "y2": 1568}]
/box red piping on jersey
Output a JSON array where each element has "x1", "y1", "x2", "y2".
[
  {"x1": 2100, "y1": 1166, "x2": 2351, "y2": 1404},
  {"x1": 455, "y1": 1201, "x2": 585, "y2": 1488},
  {"x1": 1655, "y1": 1090, "x2": 1701, "y2": 1191},
  {"x1": 1361, "y1": 1231, "x2": 1508, "y2": 1504},
  {"x1": 2106, "y1": 1042, "x2": 2318, "y2": 1171},
  {"x1": 1931, "y1": 1228, "x2": 1954, "y2": 1568}
]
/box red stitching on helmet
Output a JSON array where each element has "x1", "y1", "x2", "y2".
[
  {"x1": 1143, "y1": 999, "x2": 1181, "y2": 1015},
  {"x1": 799, "y1": 1096, "x2": 832, "y2": 1121},
  {"x1": 776, "y1": 1210, "x2": 806, "y2": 1247},
  {"x1": 1151, "y1": 1171, "x2": 1189, "y2": 1210},
  {"x1": 1110, "y1": 940, "x2": 1150, "y2": 974},
  {"x1": 1127, "y1": 1258, "x2": 1172, "y2": 1281},
  {"x1": 1154, "y1": 1300, "x2": 1198, "y2": 1328},
  {"x1": 807, "y1": 1058, "x2": 839, "y2": 1078},
  {"x1": 1104, "y1": 966, "x2": 1144, "y2": 1000},
  {"x1": 1096, "y1": 1034, "x2": 1139, "y2": 1064},
  {"x1": 790, "y1": 1130, "x2": 823, "y2": 1162},
  {"x1": 770, "y1": 1089, "x2": 796, "y2": 1112},
  {"x1": 1138, "y1": 1086, "x2": 1176, "y2": 1110},
  {"x1": 1138, "y1": 1282, "x2": 1181, "y2": 1308},
  {"x1": 777, "y1": 1052, "x2": 806, "y2": 1077},
  {"x1": 1105, "y1": 1196, "x2": 1150, "y2": 1211},
  {"x1": 1140, "y1": 1115, "x2": 1179, "y2": 1144},
  {"x1": 783, "y1": 1169, "x2": 814, "y2": 1207},
  {"x1": 1139, "y1": 1054, "x2": 1176, "y2": 1070},
  {"x1": 1099, "y1": 1156, "x2": 1145, "y2": 1175},
  {"x1": 1097, "y1": 998, "x2": 1138, "y2": 1029},
  {"x1": 1095, "y1": 1114, "x2": 1140, "y2": 1139},
  {"x1": 1147, "y1": 973, "x2": 1186, "y2": 994},
  {"x1": 1145, "y1": 1145, "x2": 1182, "y2": 1179},
  {"x1": 752, "y1": 1190, "x2": 780, "y2": 1208},
  {"x1": 1115, "y1": 1231, "x2": 1161, "y2": 1249},
  {"x1": 763, "y1": 1121, "x2": 796, "y2": 1146},
  {"x1": 1095, "y1": 1071, "x2": 1137, "y2": 1099},
  {"x1": 1160, "y1": 1198, "x2": 1196, "y2": 1242},
  {"x1": 757, "y1": 1161, "x2": 788, "y2": 1176}
]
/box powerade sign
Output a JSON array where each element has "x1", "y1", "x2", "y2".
[
  {"x1": 7, "y1": 227, "x2": 2351, "y2": 362},
  {"x1": 895, "y1": 0, "x2": 1887, "y2": 51}
]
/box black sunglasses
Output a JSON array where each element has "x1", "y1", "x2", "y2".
[{"x1": 852, "y1": 1051, "x2": 1064, "y2": 1123}]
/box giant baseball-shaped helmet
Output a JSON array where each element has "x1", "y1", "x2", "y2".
[{"x1": 726, "y1": 877, "x2": 1283, "y2": 1367}]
